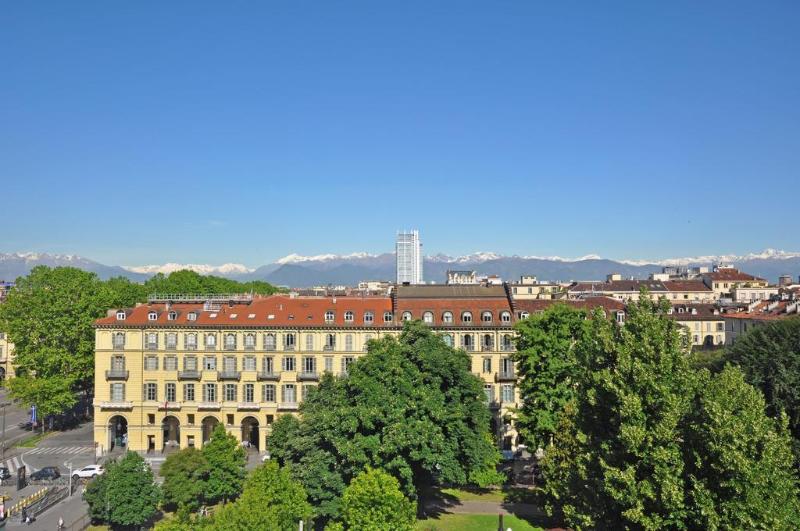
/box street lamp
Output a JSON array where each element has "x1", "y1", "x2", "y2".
[{"x1": 0, "y1": 402, "x2": 11, "y2": 462}]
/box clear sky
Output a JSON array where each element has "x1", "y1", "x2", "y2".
[{"x1": 1, "y1": 1, "x2": 798, "y2": 266}]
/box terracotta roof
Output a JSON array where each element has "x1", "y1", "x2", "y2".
[
  {"x1": 95, "y1": 295, "x2": 395, "y2": 328},
  {"x1": 515, "y1": 297, "x2": 625, "y2": 315},
  {"x1": 394, "y1": 298, "x2": 514, "y2": 326},
  {"x1": 703, "y1": 269, "x2": 766, "y2": 282},
  {"x1": 394, "y1": 284, "x2": 508, "y2": 299},
  {"x1": 662, "y1": 280, "x2": 711, "y2": 292},
  {"x1": 667, "y1": 303, "x2": 723, "y2": 321},
  {"x1": 568, "y1": 280, "x2": 667, "y2": 293},
  {"x1": 721, "y1": 300, "x2": 800, "y2": 321}
]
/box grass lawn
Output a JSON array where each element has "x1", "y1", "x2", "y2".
[
  {"x1": 439, "y1": 486, "x2": 539, "y2": 505},
  {"x1": 417, "y1": 513, "x2": 544, "y2": 531},
  {"x1": 14, "y1": 431, "x2": 54, "y2": 448}
]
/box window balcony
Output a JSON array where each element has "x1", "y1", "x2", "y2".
[
  {"x1": 198, "y1": 402, "x2": 221, "y2": 410},
  {"x1": 244, "y1": 344, "x2": 256, "y2": 351},
  {"x1": 278, "y1": 402, "x2": 299, "y2": 411},
  {"x1": 481, "y1": 345, "x2": 494, "y2": 352},
  {"x1": 237, "y1": 402, "x2": 259, "y2": 410},
  {"x1": 146, "y1": 344, "x2": 158, "y2": 351},
  {"x1": 166, "y1": 343, "x2": 177, "y2": 351},
  {"x1": 105, "y1": 369, "x2": 129, "y2": 380},
  {"x1": 283, "y1": 345, "x2": 295, "y2": 351},
  {"x1": 500, "y1": 344, "x2": 515, "y2": 352},
  {"x1": 323, "y1": 345, "x2": 334, "y2": 351},
  {"x1": 112, "y1": 343, "x2": 125, "y2": 351},
  {"x1": 463, "y1": 345, "x2": 475, "y2": 352},
  {"x1": 264, "y1": 345, "x2": 276, "y2": 352},
  {"x1": 205, "y1": 345, "x2": 217, "y2": 351},
  {"x1": 224, "y1": 345, "x2": 237, "y2": 351},
  {"x1": 186, "y1": 344, "x2": 197, "y2": 351},
  {"x1": 217, "y1": 371, "x2": 241, "y2": 381},
  {"x1": 178, "y1": 370, "x2": 202, "y2": 380},
  {"x1": 257, "y1": 371, "x2": 280, "y2": 381},
  {"x1": 495, "y1": 371, "x2": 516, "y2": 382},
  {"x1": 298, "y1": 372, "x2": 319, "y2": 381},
  {"x1": 94, "y1": 400, "x2": 133, "y2": 410},
  {"x1": 158, "y1": 402, "x2": 182, "y2": 410}
]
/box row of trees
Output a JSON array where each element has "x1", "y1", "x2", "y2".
[
  {"x1": 0, "y1": 266, "x2": 281, "y2": 423},
  {"x1": 513, "y1": 297, "x2": 800, "y2": 529}
]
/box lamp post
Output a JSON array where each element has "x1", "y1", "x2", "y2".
[{"x1": 0, "y1": 402, "x2": 11, "y2": 462}]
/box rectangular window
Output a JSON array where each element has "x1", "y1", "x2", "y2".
[
  {"x1": 243, "y1": 356, "x2": 256, "y2": 371},
  {"x1": 223, "y1": 356, "x2": 236, "y2": 372},
  {"x1": 303, "y1": 356, "x2": 316, "y2": 374},
  {"x1": 146, "y1": 333, "x2": 158, "y2": 350},
  {"x1": 501, "y1": 384, "x2": 514, "y2": 403},
  {"x1": 183, "y1": 383, "x2": 195, "y2": 402},
  {"x1": 185, "y1": 334, "x2": 197, "y2": 350},
  {"x1": 112, "y1": 356, "x2": 125, "y2": 371},
  {"x1": 244, "y1": 334, "x2": 256, "y2": 350},
  {"x1": 341, "y1": 356, "x2": 355, "y2": 374},
  {"x1": 244, "y1": 383, "x2": 254, "y2": 403},
  {"x1": 282, "y1": 384, "x2": 296, "y2": 403},
  {"x1": 187, "y1": 414, "x2": 195, "y2": 425},
  {"x1": 110, "y1": 383, "x2": 125, "y2": 402},
  {"x1": 184, "y1": 356, "x2": 198, "y2": 371},
  {"x1": 283, "y1": 356, "x2": 296, "y2": 372},
  {"x1": 262, "y1": 384, "x2": 276, "y2": 402},
  {"x1": 501, "y1": 358, "x2": 514, "y2": 375},
  {"x1": 203, "y1": 383, "x2": 217, "y2": 403},
  {"x1": 263, "y1": 356, "x2": 274, "y2": 373},
  {"x1": 324, "y1": 356, "x2": 333, "y2": 373},
  {"x1": 165, "y1": 383, "x2": 176, "y2": 402},
  {"x1": 203, "y1": 356, "x2": 217, "y2": 371},
  {"x1": 144, "y1": 383, "x2": 157, "y2": 401},
  {"x1": 284, "y1": 333, "x2": 296, "y2": 350},
  {"x1": 112, "y1": 333, "x2": 125, "y2": 349},
  {"x1": 484, "y1": 384, "x2": 494, "y2": 403},
  {"x1": 166, "y1": 333, "x2": 177, "y2": 350},
  {"x1": 145, "y1": 356, "x2": 158, "y2": 371},
  {"x1": 224, "y1": 383, "x2": 237, "y2": 402},
  {"x1": 482, "y1": 358, "x2": 492, "y2": 373},
  {"x1": 305, "y1": 334, "x2": 314, "y2": 351},
  {"x1": 164, "y1": 356, "x2": 178, "y2": 371}
]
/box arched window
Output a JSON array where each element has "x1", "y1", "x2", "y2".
[
  {"x1": 205, "y1": 333, "x2": 217, "y2": 348},
  {"x1": 481, "y1": 311, "x2": 493, "y2": 323},
  {"x1": 112, "y1": 332, "x2": 125, "y2": 349},
  {"x1": 462, "y1": 334, "x2": 474, "y2": 351},
  {"x1": 482, "y1": 334, "x2": 494, "y2": 350},
  {"x1": 502, "y1": 334, "x2": 513, "y2": 351},
  {"x1": 324, "y1": 334, "x2": 336, "y2": 350},
  {"x1": 185, "y1": 333, "x2": 197, "y2": 350},
  {"x1": 442, "y1": 334, "x2": 454, "y2": 347},
  {"x1": 146, "y1": 333, "x2": 158, "y2": 349},
  {"x1": 383, "y1": 312, "x2": 393, "y2": 322},
  {"x1": 325, "y1": 311, "x2": 335, "y2": 323},
  {"x1": 345, "y1": 334, "x2": 353, "y2": 351},
  {"x1": 224, "y1": 333, "x2": 236, "y2": 350},
  {"x1": 344, "y1": 311, "x2": 354, "y2": 323},
  {"x1": 264, "y1": 333, "x2": 276, "y2": 351},
  {"x1": 187, "y1": 311, "x2": 197, "y2": 321},
  {"x1": 115, "y1": 311, "x2": 126, "y2": 321},
  {"x1": 519, "y1": 311, "x2": 529, "y2": 320},
  {"x1": 364, "y1": 312, "x2": 374, "y2": 324},
  {"x1": 402, "y1": 311, "x2": 413, "y2": 321},
  {"x1": 284, "y1": 333, "x2": 296, "y2": 350},
  {"x1": 422, "y1": 311, "x2": 434, "y2": 324},
  {"x1": 244, "y1": 333, "x2": 256, "y2": 349},
  {"x1": 462, "y1": 312, "x2": 473, "y2": 324},
  {"x1": 442, "y1": 311, "x2": 453, "y2": 324},
  {"x1": 500, "y1": 311, "x2": 511, "y2": 323},
  {"x1": 148, "y1": 311, "x2": 158, "y2": 321},
  {"x1": 167, "y1": 311, "x2": 177, "y2": 321}
]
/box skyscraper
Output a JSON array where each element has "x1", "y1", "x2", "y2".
[{"x1": 396, "y1": 230, "x2": 423, "y2": 284}]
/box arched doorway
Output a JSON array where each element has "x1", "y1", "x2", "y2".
[
  {"x1": 108, "y1": 415, "x2": 128, "y2": 451},
  {"x1": 704, "y1": 335, "x2": 714, "y2": 347},
  {"x1": 201, "y1": 416, "x2": 219, "y2": 444},
  {"x1": 241, "y1": 416, "x2": 259, "y2": 450},
  {"x1": 162, "y1": 416, "x2": 180, "y2": 450}
]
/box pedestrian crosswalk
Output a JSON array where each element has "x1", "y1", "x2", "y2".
[
  {"x1": 0, "y1": 455, "x2": 24, "y2": 474},
  {"x1": 25, "y1": 446, "x2": 92, "y2": 456}
]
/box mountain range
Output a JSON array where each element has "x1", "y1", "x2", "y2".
[{"x1": 2, "y1": 250, "x2": 800, "y2": 287}]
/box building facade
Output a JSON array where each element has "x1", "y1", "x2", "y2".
[{"x1": 396, "y1": 230, "x2": 423, "y2": 284}]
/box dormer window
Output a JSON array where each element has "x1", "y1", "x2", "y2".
[
  {"x1": 383, "y1": 311, "x2": 393, "y2": 323},
  {"x1": 667, "y1": 308, "x2": 674, "y2": 314},
  {"x1": 167, "y1": 311, "x2": 177, "y2": 321},
  {"x1": 616, "y1": 311, "x2": 625, "y2": 324},
  {"x1": 344, "y1": 311, "x2": 354, "y2": 323},
  {"x1": 422, "y1": 311, "x2": 434, "y2": 324},
  {"x1": 147, "y1": 311, "x2": 158, "y2": 321},
  {"x1": 678, "y1": 307, "x2": 685, "y2": 313},
  {"x1": 187, "y1": 312, "x2": 197, "y2": 321},
  {"x1": 462, "y1": 311, "x2": 473, "y2": 324},
  {"x1": 442, "y1": 311, "x2": 453, "y2": 324},
  {"x1": 325, "y1": 311, "x2": 335, "y2": 323},
  {"x1": 481, "y1": 311, "x2": 493, "y2": 323},
  {"x1": 520, "y1": 311, "x2": 529, "y2": 319},
  {"x1": 115, "y1": 311, "x2": 126, "y2": 321},
  {"x1": 364, "y1": 311, "x2": 374, "y2": 324},
  {"x1": 500, "y1": 311, "x2": 511, "y2": 323},
  {"x1": 402, "y1": 311, "x2": 413, "y2": 321},
  {"x1": 691, "y1": 308, "x2": 697, "y2": 315}
]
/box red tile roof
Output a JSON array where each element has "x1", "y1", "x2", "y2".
[
  {"x1": 704, "y1": 269, "x2": 766, "y2": 282},
  {"x1": 662, "y1": 280, "x2": 711, "y2": 292},
  {"x1": 515, "y1": 297, "x2": 625, "y2": 315},
  {"x1": 393, "y1": 298, "x2": 514, "y2": 326}
]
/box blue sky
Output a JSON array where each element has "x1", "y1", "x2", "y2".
[{"x1": 1, "y1": 1, "x2": 798, "y2": 266}]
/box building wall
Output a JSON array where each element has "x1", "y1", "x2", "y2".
[
  {"x1": 93, "y1": 326, "x2": 520, "y2": 453},
  {"x1": 674, "y1": 319, "x2": 726, "y2": 346},
  {"x1": 0, "y1": 332, "x2": 15, "y2": 380}
]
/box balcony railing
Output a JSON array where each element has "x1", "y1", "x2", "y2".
[
  {"x1": 500, "y1": 344, "x2": 515, "y2": 352},
  {"x1": 112, "y1": 342, "x2": 125, "y2": 350},
  {"x1": 178, "y1": 370, "x2": 201, "y2": 380},
  {"x1": 264, "y1": 345, "x2": 276, "y2": 352},
  {"x1": 186, "y1": 344, "x2": 197, "y2": 351},
  {"x1": 105, "y1": 369, "x2": 129, "y2": 380},
  {"x1": 244, "y1": 344, "x2": 256, "y2": 351},
  {"x1": 323, "y1": 345, "x2": 334, "y2": 351},
  {"x1": 257, "y1": 371, "x2": 280, "y2": 381},
  {"x1": 95, "y1": 400, "x2": 133, "y2": 410},
  {"x1": 284, "y1": 345, "x2": 295, "y2": 351},
  {"x1": 278, "y1": 402, "x2": 299, "y2": 411},
  {"x1": 217, "y1": 371, "x2": 241, "y2": 381},
  {"x1": 237, "y1": 402, "x2": 259, "y2": 410},
  {"x1": 166, "y1": 343, "x2": 177, "y2": 351},
  {"x1": 481, "y1": 345, "x2": 494, "y2": 352},
  {"x1": 463, "y1": 345, "x2": 475, "y2": 352},
  {"x1": 205, "y1": 345, "x2": 217, "y2": 351},
  {"x1": 198, "y1": 402, "x2": 221, "y2": 410},
  {"x1": 298, "y1": 372, "x2": 319, "y2": 381},
  {"x1": 146, "y1": 343, "x2": 158, "y2": 350},
  {"x1": 496, "y1": 371, "x2": 516, "y2": 382},
  {"x1": 158, "y1": 402, "x2": 181, "y2": 410}
]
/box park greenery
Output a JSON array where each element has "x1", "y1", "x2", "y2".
[
  {"x1": 85, "y1": 452, "x2": 161, "y2": 528},
  {"x1": 326, "y1": 468, "x2": 417, "y2": 531},
  {"x1": 269, "y1": 321, "x2": 504, "y2": 524},
  {"x1": 0, "y1": 266, "x2": 281, "y2": 425},
  {"x1": 514, "y1": 297, "x2": 800, "y2": 530}
]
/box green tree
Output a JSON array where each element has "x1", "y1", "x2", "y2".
[
  {"x1": 548, "y1": 296, "x2": 696, "y2": 529},
  {"x1": 161, "y1": 447, "x2": 209, "y2": 511},
  {"x1": 105, "y1": 276, "x2": 147, "y2": 307},
  {"x1": 513, "y1": 303, "x2": 587, "y2": 449},
  {"x1": 684, "y1": 365, "x2": 800, "y2": 529},
  {"x1": 202, "y1": 424, "x2": 246, "y2": 504},
  {"x1": 335, "y1": 468, "x2": 416, "y2": 531},
  {"x1": 209, "y1": 461, "x2": 312, "y2": 530},
  {"x1": 271, "y1": 321, "x2": 501, "y2": 522},
  {"x1": 0, "y1": 266, "x2": 115, "y2": 420},
  {"x1": 143, "y1": 270, "x2": 283, "y2": 297},
  {"x1": 85, "y1": 452, "x2": 161, "y2": 528},
  {"x1": 725, "y1": 317, "x2": 800, "y2": 456}
]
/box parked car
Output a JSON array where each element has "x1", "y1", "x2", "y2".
[
  {"x1": 72, "y1": 465, "x2": 103, "y2": 480},
  {"x1": 30, "y1": 466, "x2": 60, "y2": 481},
  {"x1": 0, "y1": 466, "x2": 11, "y2": 480}
]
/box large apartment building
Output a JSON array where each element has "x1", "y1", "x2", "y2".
[{"x1": 92, "y1": 286, "x2": 524, "y2": 455}]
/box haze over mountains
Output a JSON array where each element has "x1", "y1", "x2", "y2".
[{"x1": 2, "y1": 250, "x2": 800, "y2": 287}]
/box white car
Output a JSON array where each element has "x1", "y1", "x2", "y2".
[{"x1": 72, "y1": 465, "x2": 104, "y2": 480}]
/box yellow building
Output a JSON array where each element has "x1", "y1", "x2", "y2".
[
  {"x1": 93, "y1": 287, "x2": 523, "y2": 455},
  {"x1": 0, "y1": 332, "x2": 14, "y2": 381},
  {"x1": 701, "y1": 267, "x2": 768, "y2": 299},
  {"x1": 667, "y1": 304, "x2": 726, "y2": 347}
]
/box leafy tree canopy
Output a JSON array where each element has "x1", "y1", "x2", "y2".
[
  {"x1": 334, "y1": 468, "x2": 416, "y2": 531},
  {"x1": 142, "y1": 270, "x2": 283, "y2": 297},
  {"x1": 86, "y1": 452, "x2": 161, "y2": 527},
  {"x1": 202, "y1": 424, "x2": 247, "y2": 504},
  {"x1": 161, "y1": 447, "x2": 209, "y2": 511},
  {"x1": 270, "y1": 321, "x2": 502, "y2": 522}
]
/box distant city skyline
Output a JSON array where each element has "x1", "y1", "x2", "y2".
[{"x1": 3, "y1": 2, "x2": 798, "y2": 265}]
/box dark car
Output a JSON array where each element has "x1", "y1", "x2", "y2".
[
  {"x1": 0, "y1": 466, "x2": 10, "y2": 480},
  {"x1": 30, "y1": 466, "x2": 60, "y2": 481}
]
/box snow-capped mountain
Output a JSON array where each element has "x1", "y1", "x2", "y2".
[{"x1": 1, "y1": 249, "x2": 798, "y2": 287}]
